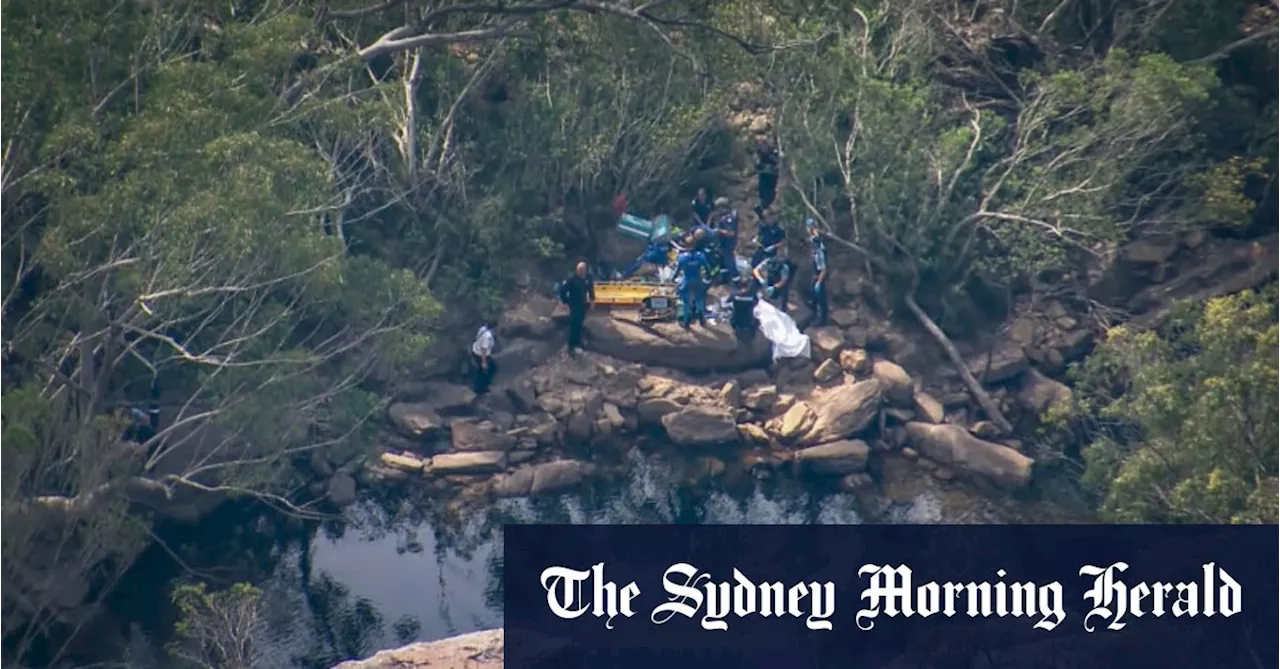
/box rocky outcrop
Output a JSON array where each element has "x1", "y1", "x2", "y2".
[
  {"x1": 872, "y1": 360, "x2": 913, "y2": 406},
  {"x1": 794, "y1": 440, "x2": 869, "y2": 475},
  {"x1": 964, "y1": 341, "x2": 1029, "y2": 384},
  {"x1": 661, "y1": 406, "x2": 740, "y2": 447},
  {"x1": 904, "y1": 422, "x2": 1033, "y2": 490},
  {"x1": 583, "y1": 312, "x2": 771, "y2": 371},
  {"x1": 333, "y1": 629, "x2": 504, "y2": 669},
  {"x1": 451, "y1": 420, "x2": 517, "y2": 452},
  {"x1": 912, "y1": 391, "x2": 945, "y2": 424},
  {"x1": 387, "y1": 402, "x2": 446, "y2": 439},
  {"x1": 1016, "y1": 368, "x2": 1072, "y2": 416},
  {"x1": 491, "y1": 460, "x2": 595, "y2": 498},
  {"x1": 427, "y1": 452, "x2": 507, "y2": 475},
  {"x1": 796, "y1": 379, "x2": 883, "y2": 446}
]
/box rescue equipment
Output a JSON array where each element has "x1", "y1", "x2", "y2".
[{"x1": 592, "y1": 280, "x2": 678, "y2": 322}]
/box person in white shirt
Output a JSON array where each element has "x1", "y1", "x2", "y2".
[{"x1": 471, "y1": 324, "x2": 497, "y2": 394}]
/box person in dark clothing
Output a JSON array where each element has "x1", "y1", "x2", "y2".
[
  {"x1": 470, "y1": 324, "x2": 497, "y2": 394},
  {"x1": 729, "y1": 278, "x2": 760, "y2": 342},
  {"x1": 712, "y1": 197, "x2": 740, "y2": 283},
  {"x1": 751, "y1": 215, "x2": 787, "y2": 268},
  {"x1": 805, "y1": 218, "x2": 830, "y2": 327},
  {"x1": 122, "y1": 403, "x2": 161, "y2": 445},
  {"x1": 673, "y1": 243, "x2": 710, "y2": 328},
  {"x1": 559, "y1": 262, "x2": 595, "y2": 355},
  {"x1": 753, "y1": 254, "x2": 794, "y2": 313},
  {"x1": 755, "y1": 138, "x2": 780, "y2": 210},
  {"x1": 691, "y1": 187, "x2": 713, "y2": 227}
]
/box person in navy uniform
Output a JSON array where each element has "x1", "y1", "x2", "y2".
[
  {"x1": 754, "y1": 137, "x2": 781, "y2": 211},
  {"x1": 752, "y1": 214, "x2": 786, "y2": 268},
  {"x1": 753, "y1": 253, "x2": 794, "y2": 313},
  {"x1": 712, "y1": 197, "x2": 740, "y2": 283},
  {"x1": 805, "y1": 218, "x2": 829, "y2": 327},
  {"x1": 691, "y1": 187, "x2": 713, "y2": 227},
  {"x1": 729, "y1": 277, "x2": 760, "y2": 342},
  {"x1": 673, "y1": 240, "x2": 710, "y2": 328}
]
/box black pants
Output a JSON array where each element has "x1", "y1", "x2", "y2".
[
  {"x1": 471, "y1": 353, "x2": 497, "y2": 394},
  {"x1": 758, "y1": 172, "x2": 778, "y2": 209},
  {"x1": 568, "y1": 307, "x2": 586, "y2": 352}
]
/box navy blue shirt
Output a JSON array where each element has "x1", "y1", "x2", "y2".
[
  {"x1": 758, "y1": 222, "x2": 785, "y2": 250},
  {"x1": 715, "y1": 209, "x2": 739, "y2": 241},
  {"x1": 692, "y1": 198, "x2": 713, "y2": 226},
  {"x1": 675, "y1": 250, "x2": 709, "y2": 286}
]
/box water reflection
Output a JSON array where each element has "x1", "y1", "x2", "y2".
[{"x1": 245, "y1": 449, "x2": 864, "y2": 667}]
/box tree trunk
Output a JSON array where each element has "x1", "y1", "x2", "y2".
[{"x1": 904, "y1": 293, "x2": 1013, "y2": 435}]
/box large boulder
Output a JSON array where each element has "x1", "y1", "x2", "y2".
[
  {"x1": 798, "y1": 379, "x2": 884, "y2": 446},
  {"x1": 839, "y1": 348, "x2": 871, "y2": 375},
  {"x1": 965, "y1": 342, "x2": 1029, "y2": 384},
  {"x1": 500, "y1": 295, "x2": 560, "y2": 339},
  {"x1": 450, "y1": 420, "x2": 517, "y2": 452},
  {"x1": 418, "y1": 382, "x2": 477, "y2": 415},
  {"x1": 493, "y1": 337, "x2": 562, "y2": 382},
  {"x1": 661, "y1": 406, "x2": 740, "y2": 446},
  {"x1": 1017, "y1": 368, "x2": 1072, "y2": 416},
  {"x1": 387, "y1": 403, "x2": 445, "y2": 439},
  {"x1": 903, "y1": 422, "x2": 1033, "y2": 489},
  {"x1": 808, "y1": 327, "x2": 846, "y2": 360},
  {"x1": 425, "y1": 451, "x2": 507, "y2": 476},
  {"x1": 583, "y1": 312, "x2": 771, "y2": 371},
  {"x1": 871, "y1": 360, "x2": 913, "y2": 406},
  {"x1": 742, "y1": 385, "x2": 778, "y2": 412},
  {"x1": 794, "y1": 439, "x2": 869, "y2": 475},
  {"x1": 776, "y1": 402, "x2": 816, "y2": 442},
  {"x1": 912, "y1": 391, "x2": 945, "y2": 424},
  {"x1": 491, "y1": 460, "x2": 596, "y2": 498}
]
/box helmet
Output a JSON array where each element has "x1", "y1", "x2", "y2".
[
  {"x1": 805, "y1": 218, "x2": 817, "y2": 230},
  {"x1": 714, "y1": 196, "x2": 730, "y2": 208}
]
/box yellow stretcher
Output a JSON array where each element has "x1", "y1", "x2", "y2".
[{"x1": 593, "y1": 280, "x2": 678, "y2": 322}]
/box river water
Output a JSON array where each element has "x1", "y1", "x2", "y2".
[{"x1": 100, "y1": 446, "x2": 1068, "y2": 669}]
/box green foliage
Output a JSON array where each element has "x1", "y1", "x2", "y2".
[
  {"x1": 1183, "y1": 156, "x2": 1267, "y2": 229},
  {"x1": 1068, "y1": 289, "x2": 1278, "y2": 524},
  {"x1": 168, "y1": 582, "x2": 264, "y2": 669}
]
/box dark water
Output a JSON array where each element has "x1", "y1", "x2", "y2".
[{"x1": 99, "y1": 446, "x2": 1049, "y2": 668}]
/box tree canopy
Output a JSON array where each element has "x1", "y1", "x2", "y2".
[{"x1": 2, "y1": 0, "x2": 1276, "y2": 663}]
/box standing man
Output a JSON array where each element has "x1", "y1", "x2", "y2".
[
  {"x1": 805, "y1": 218, "x2": 830, "y2": 327},
  {"x1": 729, "y1": 277, "x2": 760, "y2": 343},
  {"x1": 753, "y1": 253, "x2": 794, "y2": 313},
  {"x1": 559, "y1": 261, "x2": 596, "y2": 355},
  {"x1": 673, "y1": 243, "x2": 710, "y2": 328},
  {"x1": 752, "y1": 214, "x2": 787, "y2": 268},
  {"x1": 691, "y1": 187, "x2": 713, "y2": 227},
  {"x1": 712, "y1": 197, "x2": 740, "y2": 283},
  {"x1": 471, "y1": 323, "x2": 498, "y2": 394},
  {"x1": 754, "y1": 137, "x2": 781, "y2": 213}
]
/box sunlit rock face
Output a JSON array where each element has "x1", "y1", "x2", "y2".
[{"x1": 332, "y1": 629, "x2": 504, "y2": 669}]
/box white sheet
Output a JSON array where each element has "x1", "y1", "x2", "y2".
[{"x1": 753, "y1": 300, "x2": 811, "y2": 360}]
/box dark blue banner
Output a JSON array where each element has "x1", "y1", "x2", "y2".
[{"x1": 503, "y1": 525, "x2": 1277, "y2": 668}]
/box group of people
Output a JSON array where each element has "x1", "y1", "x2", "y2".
[
  {"x1": 623, "y1": 190, "x2": 829, "y2": 333},
  {"x1": 467, "y1": 137, "x2": 829, "y2": 394}
]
